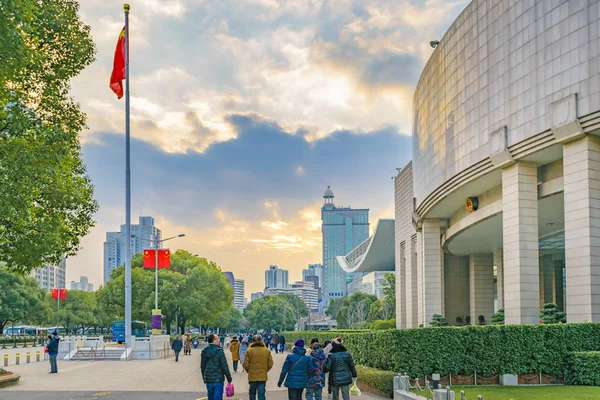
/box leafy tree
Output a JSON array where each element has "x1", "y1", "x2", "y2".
[
  {"x1": 244, "y1": 294, "x2": 308, "y2": 332},
  {"x1": 0, "y1": 0, "x2": 98, "y2": 274},
  {"x1": 368, "y1": 299, "x2": 395, "y2": 322},
  {"x1": 0, "y1": 266, "x2": 44, "y2": 333},
  {"x1": 491, "y1": 309, "x2": 504, "y2": 325},
  {"x1": 372, "y1": 319, "x2": 396, "y2": 330},
  {"x1": 429, "y1": 314, "x2": 448, "y2": 327},
  {"x1": 213, "y1": 307, "x2": 243, "y2": 333},
  {"x1": 335, "y1": 293, "x2": 377, "y2": 329},
  {"x1": 540, "y1": 303, "x2": 566, "y2": 324},
  {"x1": 325, "y1": 298, "x2": 342, "y2": 318},
  {"x1": 54, "y1": 290, "x2": 96, "y2": 333}
]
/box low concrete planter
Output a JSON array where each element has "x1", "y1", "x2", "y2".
[{"x1": 0, "y1": 371, "x2": 20, "y2": 388}]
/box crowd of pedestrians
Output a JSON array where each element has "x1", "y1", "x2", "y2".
[{"x1": 199, "y1": 332, "x2": 357, "y2": 400}]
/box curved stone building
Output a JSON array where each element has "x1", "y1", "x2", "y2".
[{"x1": 395, "y1": 0, "x2": 600, "y2": 327}]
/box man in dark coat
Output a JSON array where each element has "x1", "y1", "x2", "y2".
[
  {"x1": 47, "y1": 331, "x2": 60, "y2": 373},
  {"x1": 172, "y1": 335, "x2": 183, "y2": 362},
  {"x1": 201, "y1": 334, "x2": 233, "y2": 400},
  {"x1": 324, "y1": 338, "x2": 357, "y2": 400},
  {"x1": 279, "y1": 333, "x2": 286, "y2": 353}
]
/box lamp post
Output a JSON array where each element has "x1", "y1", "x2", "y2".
[{"x1": 133, "y1": 233, "x2": 184, "y2": 334}]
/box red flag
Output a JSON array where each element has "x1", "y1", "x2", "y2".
[
  {"x1": 110, "y1": 27, "x2": 126, "y2": 99},
  {"x1": 51, "y1": 289, "x2": 67, "y2": 300},
  {"x1": 143, "y1": 249, "x2": 171, "y2": 268}
]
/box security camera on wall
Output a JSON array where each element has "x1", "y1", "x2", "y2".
[{"x1": 430, "y1": 40, "x2": 439, "y2": 48}]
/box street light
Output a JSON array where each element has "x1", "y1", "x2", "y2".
[{"x1": 133, "y1": 233, "x2": 185, "y2": 333}]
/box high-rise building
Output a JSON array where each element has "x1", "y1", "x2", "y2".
[
  {"x1": 251, "y1": 292, "x2": 264, "y2": 302},
  {"x1": 291, "y1": 281, "x2": 319, "y2": 312},
  {"x1": 103, "y1": 216, "x2": 161, "y2": 283},
  {"x1": 223, "y1": 272, "x2": 235, "y2": 289},
  {"x1": 233, "y1": 279, "x2": 245, "y2": 311},
  {"x1": 31, "y1": 257, "x2": 66, "y2": 292},
  {"x1": 265, "y1": 265, "x2": 288, "y2": 289},
  {"x1": 69, "y1": 276, "x2": 94, "y2": 292},
  {"x1": 302, "y1": 264, "x2": 323, "y2": 288},
  {"x1": 321, "y1": 186, "x2": 369, "y2": 304}
]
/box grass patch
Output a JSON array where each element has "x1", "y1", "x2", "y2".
[{"x1": 452, "y1": 385, "x2": 600, "y2": 400}]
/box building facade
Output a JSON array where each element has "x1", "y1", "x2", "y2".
[
  {"x1": 251, "y1": 292, "x2": 264, "y2": 302},
  {"x1": 347, "y1": 271, "x2": 388, "y2": 299},
  {"x1": 291, "y1": 281, "x2": 319, "y2": 312},
  {"x1": 103, "y1": 216, "x2": 161, "y2": 283},
  {"x1": 233, "y1": 279, "x2": 245, "y2": 311},
  {"x1": 31, "y1": 257, "x2": 66, "y2": 292},
  {"x1": 302, "y1": 264, "x2": 323, "y2": 288},
  {"x1": 321, "y1": 186, "x2": 369, "y2": 304},
  {"x1": 69, "y1": 276, "x2": 94, "y2": 292},
  {"x1": 393, "y1": 0, "x2": 600, "y2": 327},
  {"x1": 265, "y1": 265, "x2": 288, "y2": 289}
]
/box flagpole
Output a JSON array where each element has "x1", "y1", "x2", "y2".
[{"x1": 124, "y1": 3, "x2": 132, "y2": 355}]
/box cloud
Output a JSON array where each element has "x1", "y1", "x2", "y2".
[{"x1": 71, "y1": 0, "x2": 469, "y2": 154}]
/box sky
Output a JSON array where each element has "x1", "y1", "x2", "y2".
[{"x1": 67, "y1": 0, "x2": 470, "y2": 297}]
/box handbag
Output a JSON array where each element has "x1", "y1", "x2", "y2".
[
  {"x1": 225, "y1": 383, "x2": 235, "y2": 398},
  {"x1": 44, "y1": 346, "x2": 49, "y2": 354}
]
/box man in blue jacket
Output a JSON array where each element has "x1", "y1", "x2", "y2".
[
  {"x1": 278, "y1": 339, "x2": 312, "y2": 400},
  {"x1": 47, "y1": 331, "x2": 60, "y2": 374}
]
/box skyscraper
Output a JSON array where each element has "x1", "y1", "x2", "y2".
[
  {"x1": 233, "y1": 279, "x2": 245, "y2": 311},
  {"x1": 103, "y1": 216, "x2": 161, "y2": 283},
  {"x1": 31, "y1": 257, "x2": 66, "y2": 292},
  {"x1": 302, "y1": 264, "x2": 323, "y2": 288},
  {"x1": 321, "y1": 186, "x2": 369, "y2": 304},
  {"x1": 264, "y1": 265, "x2": 288, "y2": 289},
  {"x1": 70, "y1": 276, "x2": 94, "y2": 292}
]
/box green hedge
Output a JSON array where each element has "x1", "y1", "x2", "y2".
[
  {"x1": 355, "y1": 365, "x2": 395, "y2": 397},
  {"x1": 284, "y1": 323, "x2": 600, "y2": 377},
  {"x1": 566, "y1": 352, "x2": 600, "y2": 385}
]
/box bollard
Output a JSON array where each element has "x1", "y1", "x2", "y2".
[
  {"x1": 16, "y1": 353, "x2": 19, "y2": 365},
  {"x1": 26, "y1": 352, "x2": 30, "y2": 363},
  {"x1": 3, "y1": 354, "x2": 7, "y2": 367},
  {"x1": 36, "y1": 351, "x2": 40, "y2": 362}
]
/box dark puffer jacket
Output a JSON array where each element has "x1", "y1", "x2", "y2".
[
  {"x1": 324, "y1": 345, "x2": 357, "y2": 387},
  {"x1": 278, "y1": 346, "x2": 312, "y2": 388},
  {"x1": 201, "y1": 343, "x2": 232, "y2": 384}
]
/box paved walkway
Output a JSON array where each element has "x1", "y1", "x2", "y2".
[{"x1": 1, "y1": 345, "x2": 288, "y2": 393}]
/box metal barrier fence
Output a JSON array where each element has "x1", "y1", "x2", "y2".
[{"x1": 398, "y1": 374, "x2": 484, "y2": 400}]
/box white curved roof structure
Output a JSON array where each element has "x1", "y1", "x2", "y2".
[{"x1": 336, "y1": 219, "x2": 395, "y2": 273}]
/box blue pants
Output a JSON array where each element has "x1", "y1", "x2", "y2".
[
  {"x1": 174, "y1": 350, "x2": 180, "y2": 362},
  {"x1": 49, "y1": 354, "x2": 58, "y2": 373},
  {"x1": 306, "y1": 388, "x2": 323, "y2": 400},
  {"x1": 249, "y1": 381, "x2": 266, "y2": 400},
  {"x1": 207, "y1": 382, "x2": 224, "y2": 400}
]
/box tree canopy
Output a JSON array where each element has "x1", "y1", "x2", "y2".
[
  {"x1": 0, "y1": 266, "x2": 45, "y2": 333},
  {"x1": 0, "y1": 0, "x2": 98, "y2": 273},
  {"x1": 244, "y1": 293, "x2": 308, "y2": 332}
]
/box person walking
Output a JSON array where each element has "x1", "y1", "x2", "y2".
[
  {"x1": 307, "y1": 342, "x2": 326, "y2": 400},
  {"x1": 279, "y1": 333, "x2": 287, "y2": 353},
  {"x1": 278, "y1": 339, "x2": 312, "y2": 400},
  {"x1": 240, "y1": 336, "x2": 250, "y2": 370},
  {"x1": 185, "y1": 333, "x2": 193, "y2": 355},
  {"x1": 272, "y1": 333, "x2": 279, "y2": 353},
  {"x1": 172, "y1": 335, "x2": 183, "y2": 362},
  {"x1": 201, "y1": 334, "x2": 233, "y2": 400},
  {"x1": 182, "y1": 334, "x2": 189, "y2": 355},
  {"x1": 324, "y1": 338, "x2": 357, "y2": 400},
  {"x1": 243, "y1": 335, "x2": 274, "y2": 400},
  {"x1": 230, "y1": 336, "x2": 241, "y2": 372},
  {"x1": 47, "y1": 330, "x2": 60, "y2": 374}
]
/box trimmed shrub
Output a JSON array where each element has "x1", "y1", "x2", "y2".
[
  {"x1": 540, "y1": 303, "x2": 566, "y2": 324},
  {"x1": 566, "y1": 352, "x2": 600, "y2": 385},
  {"x1": 491, "y1": 309, "x2": 504, "y2": 325},
  {"x1": 284, "y1": 323, "x2": 600, "y2": 378},
  {"x1": 429, "y1": 314, "x2": 448, "y2": 327},
  {"x1": 372, "y1": 320, "x2": 395, "y2": 330},
  {"x1": 355, "y1": 365, "x2": 395, "y2": 397}
]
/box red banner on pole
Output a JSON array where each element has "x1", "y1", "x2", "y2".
[
  {"x1": 52, "y1": 288, "x2": 67, "y2": 300},
  {"x1": 143, "y1": 249, "x2": 171, "y2": 268}
]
